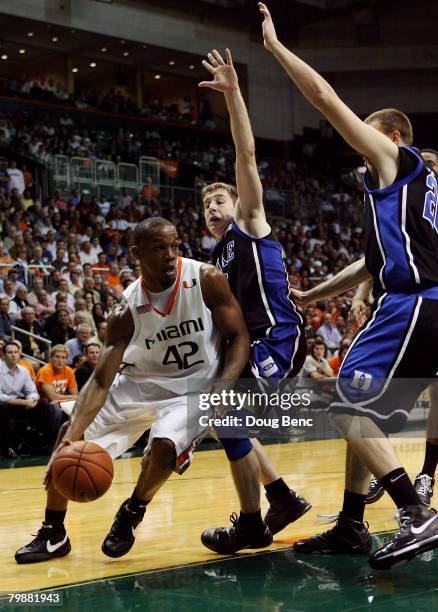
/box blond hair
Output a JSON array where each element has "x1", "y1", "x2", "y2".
[
  {"x1": 50, "y1": 344, "x2": 68, "y2": 358},
  {"x1": 201, "y1": 182, "x2": 238, "y2": 204},
  {"x1": 365, "y1": 108, "x2": 413, "y2": 146}
]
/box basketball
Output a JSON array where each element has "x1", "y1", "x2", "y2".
[{"x1": 52, "y1": 441, "x2": 114, "y2": 503}]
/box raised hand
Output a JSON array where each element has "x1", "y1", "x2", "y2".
[
  {"x1": 349, "y1": 298, "x2": 367, "y2": 332},
  {"x1": 199, "y1": 48, "x2": 238, "y2": 93},
  {"x1": 258, "y1": 3, "x2": 279, "y2": 50}
]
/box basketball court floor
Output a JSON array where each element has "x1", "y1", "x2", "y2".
[{"x1": 1, "y1": 437, "x2": 437, "y2": 610}]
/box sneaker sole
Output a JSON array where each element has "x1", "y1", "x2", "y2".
[
  {"x1": 15, "y1": 541, "x2": 71, "y2": 564},
  {"x1": 101, "y1": 541, "x2": 135, "y2": 558},
  {"x1": 265, "y1": 502, "x2": 312, "y2": 536},
  {"x1": 369, "y1": 533, "x2": 438, "y2": 570},
  {"x1": 201, "y1": 532, "x2": 273, "y2": 555}
]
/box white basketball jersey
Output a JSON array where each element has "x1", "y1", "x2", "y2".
[{"x1": 121, "y1": 257, "x2": 222, "y2": 400}]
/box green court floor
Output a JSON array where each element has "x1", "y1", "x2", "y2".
[{"x1": 6, "y1": 533, "x2": 438, "y2": 612}]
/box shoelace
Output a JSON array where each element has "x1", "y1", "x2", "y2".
[
  {"x1": 416, "y1": 474, "x2": 433, "y2": 497},
  {"x1": 316, "y1": 513, "x2": 339, "y2": 525},
  {"x1": 229, "y1": 512, "x2": 238, "y2": 527},
  {"x1": 369, "y1": 476, "x2": 380, "y2": 490}
]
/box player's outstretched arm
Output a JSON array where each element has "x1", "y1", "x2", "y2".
[
  {"x1": 199, "y1": 48, "x2": 270, "y2": 237},
  {"x1": 292, "y1": 257, "x2": 371, "y2": 308},
  {"x1": 60, "y1": 303, "x2": 134, "y2": 442},
  {"x1": 259, "y1": 3, "x2": 399, "y2": 185},
  {"x1": 200, "y1": 264, "x2": 250, "y2": 379}
]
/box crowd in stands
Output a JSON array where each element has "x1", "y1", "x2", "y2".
[
  {"x1": 0, "y1": 75, "x2": 219, "y2": 129},
  {"x1": 0, "y1": 102, "x2": 365, "y2": 459}
]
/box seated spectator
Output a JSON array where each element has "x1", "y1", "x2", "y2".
[
  {"x1": 65, "y1": 323, "x2": 92, "y2": 366},
  {"x1": 50, "y1": 279, "x2": 74, "y2": 310},
  {"x1": 0, "y1": 341, "x2": 39, "y2": 458},
  {"x1": 27, "y1": 277, "x2": 45, "y2": 306},
  {"x1": 0, "y1": 297, "x2": 14, "y2": 336},
  {"x1": 11, "y1": 285, "x2": 30, "y2": 319},
  {"x1": 35, "y1": 344, "x2": 77, "y2": 403},
  {"x1": 14, "y1": 306, "x2": 47, "y2": 360},
  {"x1": 14, "y1": 339, "x2": 37, "y2": 381},
  {"x1": 316, "y1": 313, "x2": 343, "y2": 357},
  {"x1": 92, "y1": 302, "x2": 105, "y2": 326},
  {"x1": 44, "y1": 308, "x2": 75, "y2": 345},
  {"x1": 92, "y1": 252, "x2": 110, "y2": 279},
  {"x1": 34, "y1": 290, "x2": 56, "y2": 320},
  {"x1": 90, "y1": 320, "x2": 107, "y2": 349},
  {"x1": 300, "y1": 340, "x2": 334, "y2": 381},
  {"x1": 75, "y1": 342, "x2": 101, "y2": 391},
  {"x1": 328, "y1": 340, "x2": 351, "y2": 376}
]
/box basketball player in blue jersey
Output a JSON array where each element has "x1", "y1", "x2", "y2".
[
  {"x1": 197, "y1": 48, "x2": 310, "y2": 555},
  {"x1": 259, "y1": 3, "x2": 438, "y2": 568},
  {"x1": 15, "y1": 218, "x2": 251, "y2": 563}
]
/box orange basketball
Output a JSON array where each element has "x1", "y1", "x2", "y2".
[{"x1": 52, "y1": 441, "x2": 114, "y2": 502}]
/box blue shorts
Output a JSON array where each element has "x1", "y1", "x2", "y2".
[{"x1": 330, "y1": 290, "x2": 438, "y2": 433}]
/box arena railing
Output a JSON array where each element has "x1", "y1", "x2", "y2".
[{"x1": 10, "y1": 325, "x2": 52, "y2": 363}]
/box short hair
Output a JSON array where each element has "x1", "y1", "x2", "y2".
[
  {"x1": 364, "y1": 108, "x2": 413, "y2": 146},
  {"x1": 84, "y1": 342, "x2": 100, "y2": 354},
  {"x1": 50, "y1": 344, "x2": 68, "y2": 357},
  {"x1": 133, "y1": 217, "x2": 175, "y2": 245},
  {"x1": 421, "y1": 148, "x2": 438, "y2": 157},
  {"x1": 4, "y1": 340, "x2": 20, "y2": 353},
  {"x1": 201, "y1": 182, "x2": 238, "y2": 204}
]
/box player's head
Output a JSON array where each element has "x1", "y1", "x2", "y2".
[
  {"x1": 421, "y1": 149, "x2": 438, "y2": 173},
  {"x1": 364, "y1": 108, "x2": 413, "y2": 146},
  {"x1": 131, "y1": 217, "x2": 180, "y2": 287},
  {"x1": 202, "y1": 182, "x2": 238, "y2": 239}
]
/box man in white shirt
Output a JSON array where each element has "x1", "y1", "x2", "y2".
[
  {"x1": 7, "y1": 160, "x2": 25, "y2": 194},
  {"x1": 79, "y1": 241, "x2": 98, "y2": 266},
  {"x1": 316, "y1": 313, "x2": 343, "y2": 357}
]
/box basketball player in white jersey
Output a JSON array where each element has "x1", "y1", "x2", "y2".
[{"x1": 15, "y1": 218, "x2": 250, "y2": 563}]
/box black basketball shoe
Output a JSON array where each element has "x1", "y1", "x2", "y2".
[
  {"x1": 101, "y1": 498, "x2": 146, "y2": 558},
  {"x1": 201, "y1": 512, "x2": 273, "y2": 554},
  {"x1": 414, "y1": 474, "x2": 435, "y2": 507},
  {"x1": 264, "y1": 489, "x2": 312, "y2": 535},
  {"x1": 293, "y1": 512, "x2": 372, "y2": 554},
  {"x1": 365, "y1": 477, "x2": 385, "y2": 505},
  {"x1": 15, "y1": 523, "x2": 71, "y2": 564},
  {"x1": 369, "y1": 505, "x2": 438, "y2": 569}
]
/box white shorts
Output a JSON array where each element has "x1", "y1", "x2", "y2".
[{"x1": 84, "y1": 373, "x2": 209, "y2": 474}]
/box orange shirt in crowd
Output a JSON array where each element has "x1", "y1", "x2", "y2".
[
  {"x1": 19, "y1": 358, "x2": 36, "y2": 381},
  {"x1": 92, "y1": 262, "x2": 110, "y2": 279},
  {"x1": 35, "y1": 363, "x2": 76, "y2": 401},
  {"x1": 328, "y1": 355, "x2": 341, "y2": 376},
  {"x1": 0, "y1": 255, "x2": 15, "y2": 277}
]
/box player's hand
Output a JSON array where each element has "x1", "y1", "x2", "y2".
[
  {"x1": 291, "y1": 288, "x2": 311, "y2": 310},
  {"x1": 25, "y1": 398, "x2": 38, "y2": 409},
  {"x1": 43, "y1": 439, "x2": 72, "y2": 489},
  {"x1": 349, "y1": 298, "x2": 367, "y2": 332},
  {"x1": 258, "y1": 3, "x2": 279, "y2": 51},
  {"x1": 199, "y1": 48, "x2": 238, "y2": 93}
]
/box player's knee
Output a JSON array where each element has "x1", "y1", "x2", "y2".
[
  {"x1": 148, "y1": 437, "x2": 177, "y2": 471},
  {"x1": 220, "y1": 437, "x2": 253, "y2": 461},
  {"x1": 329, "y1": 410, "x2": 352, "y2": 435}
]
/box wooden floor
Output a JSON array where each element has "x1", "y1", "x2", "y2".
[{"x1": 0, "y1": 437, "x2": 429, "y2": 593}]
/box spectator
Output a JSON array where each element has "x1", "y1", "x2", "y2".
[
  {"x1": 11, "y1": 285, "x2": 29, "y2": 318},
  {"x1": 13, "y1": 338, "x2": 36, "y2": 381},
  {"x1": 0, "y1": 340, "x2": 39, "y2": 458},
  {"x1": 35, "y1": 344, "x2": 77, "y2": 403},
  {"x1": 74, "y1": 342, "x2": 101, "y2": 391},
  {"x1": 7, "y1": 160, "x2": 25, "y2": 194},
  {"x1": 90, "y1": 320, "x2": 107, "y2": 349},
  {"x1": 34, "y1": 290, "x2": 55, "y2": 320},
  {"x1": 14, "y1": 306, "x2": 47, "y2": 360},
  {"x1": 0, "y1": 297, "x2": 14, "y2": 336},
  {"x1": 328, "y1": 340, "x2": 351, "y2": 376},
  {"x1": 43, "y1": 308, "x2": 75, "y2": 345},
  {"x1": 316, "y1": 313, "x2": 343, "y2": 357},
  {"x1": 0, "y1": 157, "x2": 10, "y2": 195},
  {"x1": 65, "y1": 323, "x2": 92, "y2": 365},
  {"x1": 300, "y1": 340, "x2": 334, "y2": 381},
  {"x1": 27, "y1": 277, "x2": 45, "y2": 306}
]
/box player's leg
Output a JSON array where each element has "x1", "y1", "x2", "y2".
[
  {"x1": 294, "y1": 443, "x2": 372, "y2": 554},
  {"x1": 414, "y1": 381, "x2": 438, "y2": 506},
  {"x1": 15, "y1": 422, "x2": 72, "y2": 564},
  {"x1": 251, "y1": 438, "x2": 311, "y2": 534},
  {"x1": 201, "y1": 438, "x2": 272, "y2": 554},
  {"x1": 102, "y1": 437, "x2": 177, "y2": 558}
]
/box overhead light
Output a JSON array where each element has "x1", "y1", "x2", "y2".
[
  {"x1": 169, "y1": 60, "x2": 175, "y2": 66},
  {"x1": 19, "y1": 49, "x2": 26, "y2": 55},
  {"x1": 154, "y1": 74, "x2": 161, "y2": 79},
  {"x1": 101, "y1": 47, "x2": 107, "y2": 53},
  {"x1": 189, "y1": 65, "x2": 195, "y2": 70},
  {"x1": 1, "y1": 54, "x2": 7, "y2": 60},
  {"x1": 51, "y1": 36, "x2": 59, "y2": 42},
  {"x1": 123, "y1": 51, "x2": 129, "y2": 57},
  {"x1": 90, "y1": 62, "x2": 97, "y2": 67},
  {"x1": 72, "y1": 67, "x2": 78, "y2": 73},
  {"x1": 27, "y1": 32, "x2": 34, "y2": 37}
]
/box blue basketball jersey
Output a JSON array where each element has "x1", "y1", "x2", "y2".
[{"x1": 363, "y1": 146, "x2": 438, "y2": 293}]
